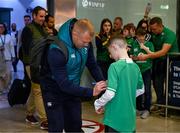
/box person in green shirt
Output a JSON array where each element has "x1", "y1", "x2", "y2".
[
  {"x1": 138, "y1": 17, "x2": 179, "y2": 106},
  {"x1": 94, "y1": 36, "x2": 144, "y2": 133},
  {"x1": 130, "y1": 28, "x2": 154, "y2": 119},
  {"x1": 123, "y1": 23, "x2": 136, "y2": 48}
]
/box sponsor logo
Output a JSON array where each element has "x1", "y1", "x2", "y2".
[{"x1": 82, "y1": 0, "x2": 105, "y2": 8}]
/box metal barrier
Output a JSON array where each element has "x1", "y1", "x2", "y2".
[{"x1": 154, "y1": 53, "x2": 180, "y2": 117}]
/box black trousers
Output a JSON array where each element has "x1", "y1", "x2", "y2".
[
  {"x1": 105, "y1": 125, "x2": 118, "y2": 133},
  {"x1": 12, "y1": 45, "x2": 18, "y2": 72},
  {"x1": 152, "y1": 59, "x2": 167, "y2": 104},
  {"x1": 42, "y1": 91, "x2": 83, "y2": 132},
  {"x1": 105, "y1": 125, "x2": 136, "y2": 133}
]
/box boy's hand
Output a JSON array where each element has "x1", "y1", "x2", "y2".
[
  {"x1": 95, "y1": 107, "x2": 104, "y2": 114},
  {"x1": 94, "y1": 99, "x2": 104, "y2": 114}
]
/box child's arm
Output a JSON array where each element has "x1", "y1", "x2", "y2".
[
  {"x1": 140, "y1": 43, "x2": 154, "y2": 54},
  {"x1": 136, "y1": 72, "x2": 145, "y2": 97},
  {"x1": 94, "y1": 89, "x2": 115, "y2": 114},
  {"x1": 136, "y1": 84, "x2": 145, "y2": 97}
]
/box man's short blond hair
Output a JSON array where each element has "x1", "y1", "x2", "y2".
[{"x1": 74, "y1": 18, "x2": 95, "y2": 37}]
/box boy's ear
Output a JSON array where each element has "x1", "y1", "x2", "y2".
[
  {"x1": 113, "y1": 44, "x2": 119, "y2": 51},
  {"x1": 111, "y1": 44, "x2": 116, "y2": 49}
]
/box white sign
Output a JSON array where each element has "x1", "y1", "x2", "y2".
[{"x1": 82, "y1": 0, "x2": 105, "y2": 8}]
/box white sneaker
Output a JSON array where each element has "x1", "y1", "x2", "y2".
[
  {"x1": 141, "y1": 110, "x2": 150, "y2": 119},
  {"x1": 136, "y1": 110, "x2": 144, "y2": 116}
]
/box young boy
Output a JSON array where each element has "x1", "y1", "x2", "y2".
[
  {"x1": 123, "y1": 23, "x2": 136, "y2": 48},
  {"x1": 130, "y1": 28, "x2": 154, "y2": 119},
  {"x1": 123, "y1": 23, "x2": 136, "y2": 55},
  {"x1": 94, "y1": 36, "x2": 144, "y2": 132}
]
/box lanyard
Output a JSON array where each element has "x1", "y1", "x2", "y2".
[{"x1": 0, "y1": 35, "x2": 6, "y2": 46}]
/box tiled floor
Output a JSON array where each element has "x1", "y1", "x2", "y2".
[{"x1": 0, "y1": 93, "x2": 180, "y2": 132}]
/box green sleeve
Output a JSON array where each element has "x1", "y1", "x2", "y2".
[
  {"x1": 164, "y1": 31, "x2": 176, "y2": 46},
  {"x1": 137, "y1": 71, "x2": 144, "y2": 90},
  {"x1": 147, "y1": 41, "x2": 154, "y2": 52}
]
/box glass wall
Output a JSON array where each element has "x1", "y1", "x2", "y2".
[
  {"x1": 77, "y1": 0, "x2": 176, "y2": 33},
  {"x1": 54, "y1": 0, "x2": 76, "y2": 30}
]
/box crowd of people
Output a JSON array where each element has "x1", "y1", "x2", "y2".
[{"x1": 0, "y1": 5, "x2": 179, "y2": 133}]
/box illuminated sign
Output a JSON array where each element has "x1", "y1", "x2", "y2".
[{"x1": 82, "y1": 0, "x2": 105, "y2": 8}]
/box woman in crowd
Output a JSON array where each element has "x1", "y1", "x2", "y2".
[
  {"x1": 95, "y1": 18, "x2": 113, "y2": 79},
  {"x1": 0, "y1": 22, "x2": 15, "y2": 92},
  {"x1": 137, "y1": 19, "x2": 151, "y2": 41}
]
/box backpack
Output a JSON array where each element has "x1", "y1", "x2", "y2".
[{"x1": 30, "y1": 36, "x2": 68, "y2": 83}]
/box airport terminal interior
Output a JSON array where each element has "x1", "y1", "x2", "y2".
[
  {"x1": 0, "y1": 91, "x2": 180, "y2": 132},
  {"x1": 0, "y1": 0, "x2": 180, "y2": 132}
]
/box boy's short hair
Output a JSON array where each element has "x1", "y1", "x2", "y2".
[
  {"x1": 123, "y1": 23, "x2": 136, "y2": 31},
  {"x1": 135, "y1": 28, "x2": 147, "y2": 36},
  {"x1": 108, "y1": 35, "x2": 127, "y2": 48},
  {"x1": 45, "y1": 14, "x2": 53, "y2": 22}
]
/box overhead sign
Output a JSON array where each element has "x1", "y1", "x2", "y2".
[{"x1": 81, "y1": 0, "x2": 105, "y2": 9}]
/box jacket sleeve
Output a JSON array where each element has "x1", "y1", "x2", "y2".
[
  {"x1": 47, "y1": 48, "x2": 93, "y2": 97},
  {"x1": 86, "y1": 43, "x2": 105, "y2": 81},
  {"x1": 21, "y1": 26, "x2": 32, "y2": 55},
  {"x1": 95, "y1": 34, "x2": 102, "y2": 49}
]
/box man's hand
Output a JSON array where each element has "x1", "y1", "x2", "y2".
[
  {"x1": 137, "y1": 54, "x2": 148, "y2": 61},
  {"x1": 93, "y1": 81, "x2": 106, "y2": 96},
  {"x1": 131, "y1": 55, "x2": 138, "y2": 61}
]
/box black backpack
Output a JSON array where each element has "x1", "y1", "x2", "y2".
[{"x1": 30, "y1": 36, "x2": 68, "y2": 83}]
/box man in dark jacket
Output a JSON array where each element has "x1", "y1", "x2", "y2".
[
  {"x1": 40, "y1": 18, "x2": 106, "y2": 132},
  {"x1": 21, "y1": 6, "x2": 48, "y2": 130}
]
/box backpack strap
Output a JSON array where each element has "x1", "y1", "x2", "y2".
[
  {"x1": 47, "y1": 36, "x2": 68, "y2": 62},
  {"x1": 40, "y1": 36, "x2": 68, "y2": 78}
]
